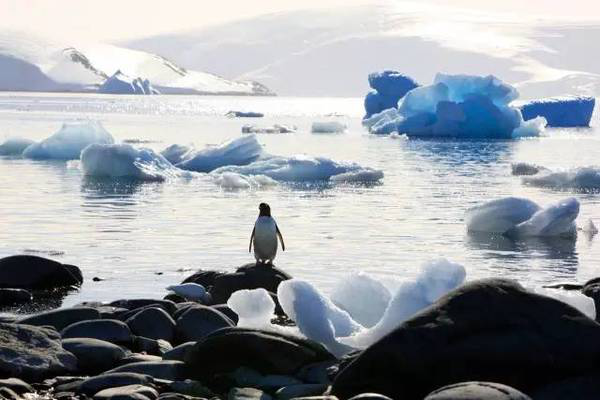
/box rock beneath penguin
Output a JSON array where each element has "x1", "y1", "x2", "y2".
[
  {"x1": 228, "y1": 387, "x2": 272, "y2": 400},
  {"x1": 94, "y1": 384, "x2": 159, "y2": 400},
  {"x1": 182, "y1": 270, "x2": 225, "y2": 288},
  {"x1": 133, "y1": 336, "x2": 173, "y2": 356},
  {"x1": 106, "y1": 361, "x2": 189, "y2": 381},
  {"x1": 211, "y1": 304, "x2": 239, "y2": 324},
  {"x1": 110, "y1": 300, "x2": 177, "y2": 316},
  {"x1": 332, "y1": 278, "x2": 600, "y2": 400},
  {"x1": 163, "y1": 342, "x2": 195, "y2": 362},
  {"x1": 185, "y1": 327, "x2": 333, "y2": 378},
  {"x1": 61, "y1": 319, "x2": 134, "y2": 345},
  {"x1": 126, "y1": 308, "x2": 176, "y2": 342},
  {"x1": 0, "y1": 323, "x2": 77, "y2": 380},
  {"x1": 0, "y1": 378, "x2": 34, "y2": 394},
  {"x1": 531, "y1": 371, "x2": 600, "y2": 400},
  {"x1": 209, "y1": 264, "x2": 291, "y2": 305},
  {"x1": 62, "y1": 338, "x2": 128, "y2": 374},
  {"x1": 347, "y1": 395, "x2": 392, "y2": 400},
  {"x1": 168, "y1": 380, "x2": 214, "y2": 398},
  {"x1": 275, "y1": 384, "x2": 329, "y2": 400},
  {"x1": 0, "y1": 288, "x2": 32, "y2": 306},
  {"x1": 19, "y1": 307, "x2": 101, "y2": 331},
  {"x1": 78, "y1": 373, "x2": 155, "y2": 396},
  {"x1": 0, "y1": 255, "x2": 82, "y2": 289},
  {"x1": 175, "y1": 305, "x2": 234, "y2": 343},
  {"x1": 425, "y1": 382, "x2": 532, "y2": 400}
]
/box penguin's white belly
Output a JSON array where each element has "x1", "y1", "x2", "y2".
[{"x1": 254, "y1": 217, "x2": 278, "y2": 261}]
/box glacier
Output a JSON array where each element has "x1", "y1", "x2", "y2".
[
  {"x1": 22, "y1": 121, "x2": 114, "y2": 160},
  {"x1": 364, "y1": 71, "x2": 419, "y2": 118},
  {"x1": 98, "y1": 71, "x2": 159, "y2": 95},
  {"x1": 0, "y1": 137, "x2": 36, "y2": 156},
  {"x1": 519, "y1": 96, "x2": 595, "y2": 127},
  {"x1": 364, "y1": 73, "x2": 547, "y2": 139},
  {"x1": 466, "y1": 197, "x2": 580, "y2": 238}
]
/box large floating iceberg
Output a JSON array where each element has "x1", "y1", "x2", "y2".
[
  {"x1": 81, "y1": 143, "x2": 179, "y2": 181},
  {"x1": 0, "y1": 137, "x2": 35, "y2": 156},
  {"x1": 22, "y1": 121, "x2": 115, "y2": 160},
  {"x1": 517, "y1": 164, "x2": 600, "y2": 191},
  {"x1": 466, "y1": 197, "x2": 580, "y2": 238},
  {"x1": 364, "y1": 71, "x2": 419, "y2": 118},
  {"x1": 364, "y1": 73, "x2": 546, "y2": 139},
  {"x1": 519, "y1": 96, "x2": 595, "y2": 127},
  {"x1": 98, "y1": 71, "x2": 159, "y2": 95}
]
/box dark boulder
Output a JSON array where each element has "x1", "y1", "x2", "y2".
[
  {"x1": 62, "y1": 338, "x2": 127, "y2": 374},
  {"x1": 531, "y1": 371, "x2": 600, "y2": 400},
  {"x1": 126, "y1": 308, "x2": 176, "y2": 342},
  {"x1": 61, "y1": 319, "x2": 133, "y2": 345},
  {"x1": 94, "y1": 384, "x2": 159, "y2": 400},
  {"x1": 425, "y1": 382, "x2": 532, "y2": 400},
  {"x1": 332, "y1": 278, "x2": 600, "y2": 400},
  {"x1": 120, "y1": 354, "x2": 163, "y2": 365},
  {"x1": 133, "y1": 336, "x2": 173, "y2": 356},
  {"x1": 106, "y1": 361, "x2": 189, "y2": 381},
  {"x1": 211, "y1": 304, "x2": 239, "y2": 324},
  {"x1": 185, "y1": 327, "x2": 333, "y2": 378},
  {"x1": 175, "y1": 305, "x2": 234, "y2": 343},
  {"x1": 0, "y1": 323, "x2": 77, "y2": 380},
  {"x1": 0, "y1": 378, "x2": 34, "y2": 394},
  {"x1": 19, "y1": 307, "x2": 101, "y2": 331},
  {"x1": 78, "y1": 373, "x2": 155, "y2": 396},
  {"x1": 162, "y1": 342, "x2": 195, "y2": 361},
  {"x1": 182, "y1": 270, "x2": 225, "y2": 288},
  {"x1": 0, "y1": 289, "x2": 32, "y2": 306},
  {"x1": 110, "y1": 299, "x2": 176, "y2": 316},
  {"x1": 0, "y1": 255, "x2": 82, "y2": 289}
]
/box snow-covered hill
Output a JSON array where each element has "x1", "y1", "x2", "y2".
[
  {"x1": 126, "y1": 2, "x2": 600, "y2": 99},
  {"x1": 0, "y1": 31, "x2": 273, "y2": 95}
]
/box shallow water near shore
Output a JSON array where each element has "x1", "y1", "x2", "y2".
[{"x1": 0, "y1": 92, "x2": 599, "y2": 311}]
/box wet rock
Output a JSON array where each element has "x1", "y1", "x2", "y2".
[
  {"x1": 106, "y1": 361, "x2": 189, "y2": 381},
  {"x1": 126, "y1": 308, "x2": 176, "y2": 342},
  {"x1": 62, "y1": 338, "x2": 127, "y2": 374},
  {"x1": 185, "y1": 328, "x2": 333, "y2": 378},
  {"x1": 94, "y1": 384, "x2": 159, "y2": 400},
  {"x1": 211, "y1": 304, "x2": 239, "y2": 324},
  {"x1": 0, "y1": 255, "x2": 82, "y2": 289},
  {"x1": 425, "y1": 382, "x2": 532, "y2": 399},
  {"x1": 532, "y1": 371, "x2": 600, "y2": 400},
  {"x1": 228, "y1": 387, "x2": 272, "y2": 400},
  {"x1": 78, "y1": 373, "x2": 155, "y2": 396},
  {"x1": 275, "y1": 384, "x2": 329, "y2": 400},
  {"x1": 61, "y1": 319, "x2": 133, "y2": 345},
  {"x1": 175, "y1": 305, "x2": 234, "y2": 343},
  {"x1": 110, "y1": 300, "x2": 176, "y2": 316},
  {"x1": 119, "y1": 355, "x2": 161, "y2": 365},
  {"x1": 133, "y1": 336, "x2": 173, "y2": 356},
  {"x1": 163, "y1": 342, "x2": 195, "y2": 362},
  {"x1": 332, "y1": 278, "x2": 600, "y2": 400},
  {"x1": 0, "y1": 288, "x2": 32, "y2": 306},
  {"x1": 168, "y1": 380, "x2": 214, "y2": 398},
  {"x1": 0, "y1": 378, "x2": 34, "y2": 394},
  {"x1": 19, "y1": 307, "x2": 101, "y2": 331}
]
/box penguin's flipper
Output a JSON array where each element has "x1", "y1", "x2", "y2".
[
  {"x1": 249, "y1": 226, "x2": 255, "y2": 252},
  {"x1": 276, "y1": 224, "x2": 285, "y2": 251}
]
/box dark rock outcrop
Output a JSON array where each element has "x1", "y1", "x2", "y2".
[
  {"x1": 0, "y1": 289, "x2": 32, "y2": 306},
  {"x1": 0, "y1": 255, "x2": 82, "y2": 289},
  {"x1": 61, "y1": 319, "x2": 133, "y2": 345},
  {"x1": 78, "y1": 373, "x2": 155, "y2": 396},
  {"x1": 62, "y1": 338, "x2": 127, "y2": 374},
  {"x1": 126, "y1": 308, "x2": 176, "y2": 342},
  {"x1": 175, "y1": 305, "x2": 234, "y2": 343},
  {"x1": 19, "y1": 307, "x2": 101, "y2": 331}
]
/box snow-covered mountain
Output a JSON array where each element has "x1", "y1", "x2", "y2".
[
  {"x1": 126, "y1": 2, "x2": 600, "y2": 99},
  {"x1": 0, "y1": 31, "x2": 273, "y2": 95}
]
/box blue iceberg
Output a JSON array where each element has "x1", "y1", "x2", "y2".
[
  {"x1": 99, "y1": 71, "x2": 159, "y2": 95},
  {"x1": 364, "y1": 73, "x2": 546, "y2": 139},
  {"x1": 520, "y1": 96, "x2": 595, "y2": 127},
  {"x1": 364, "y1": 71, "x2": 418, "y2": 118}
]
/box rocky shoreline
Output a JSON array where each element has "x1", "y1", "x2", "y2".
[{"x1": 1, "y1": 255, "x2": 600, "y2": 400}]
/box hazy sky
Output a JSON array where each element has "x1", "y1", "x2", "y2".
[{"x1": 2, "y1": 0, "x2": 599, "y2": 42}]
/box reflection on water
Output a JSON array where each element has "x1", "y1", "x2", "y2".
[{"x1": 408, "y1": 139, "x2": 516, "y2": 168}]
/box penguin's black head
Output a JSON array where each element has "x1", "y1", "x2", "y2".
[{"x1": 259, "y1": 203, "x2": 271, "y2": 217}]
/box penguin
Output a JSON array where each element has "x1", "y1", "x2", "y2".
[{"x1": 249, "y1": 203, "x2": 285, "y2": 265}]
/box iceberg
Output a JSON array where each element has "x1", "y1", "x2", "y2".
[
  {"x1": 175, "y1": 134, "x2": 263, "y2": 172},
  {"x1": 364, "y1": 73, "x2": 546, "y2": 139},
  {"x1": 466, "y1": 197, "x2": 579, "y2": 238},
  {"x1": 364, "y1": 71, "x2": 419, "y2": 118},
  {"x1": 98, "y1": 70, "x2": 159, "y2": 95},
  {"x1": 160, "y1": 144, "x2": 194, "y2": 165},
  {"x1": 81, "y1": 143, "x2": 179, "y2": 181},
  {"x1": 22, "y1": 121, "x2": 114, "y2": 160},
  {"x1": 0, "y1": 137, "x2": 35, "y2": 156},
  {"x1": 520, "y1": 96, "x2": 595, "y2": 127},
  {"x1": 521, "y1": 166, "x2": 600, "y2": 190},
  {"x1": 311, "y1": 121, "x2": 347, "y2": 134},
  {"x1": 242, "y1": 124, "x2": 296, "y2": 134}
]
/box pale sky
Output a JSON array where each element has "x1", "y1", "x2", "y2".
[{"x1": 2, "y1": 0, "x2": 599, "y2": 43}]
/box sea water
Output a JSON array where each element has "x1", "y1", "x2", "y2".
[{"x1": 0, "y1": 92, "x2": 599, "y2": 308}]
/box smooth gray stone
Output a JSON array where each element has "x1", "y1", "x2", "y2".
[
  {"x1": 78, "y1": 373, "x2": 155, "y2": 395},
  {"x1": 133, "y1": 336, "x2": 173, "y2": 356},
  {"x1": 61, "y1": 319, "x2": 133, "y2": 344},
  {"x1": 0, "y1": 255, "x2": 82, "y2": 289},
  {"x1": 126, "y1": 308, "x2": 176, "y2": 342},
  {"x1": 228, "y1": 387, "x2": 272, "y2": 400},
  {"x1": 120, "y1": 354, "x2": 163, "y2": 366},
  {"x1": 62, "y1": 338, "x2": 127, "y2": 373},
  {"x1": 94, "y1": 384, "x2": 159, "y2": 400},
  {"x1": 20, "y1": 307, "x2": 101, "y2": 331},
  {"x1": 0, "y1": 378, "x2": 34, "y2": 394},
  {"x1": 175, "y1": 306, "x2": 233, "y2": 343},
  {"x1": 162, "y1": 342, "x2": 194, "y2": 362},
  {"x1": 425, "y1": 382, "x2": 532, "y2": 400},
  {"x1": 106, "y1": 361, "x2": 189, "y2": 381}
]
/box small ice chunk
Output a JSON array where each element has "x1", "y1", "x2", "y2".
[
  {"x1": 161, "y1": 144, "x2": 194, "y2": 165},
  {"x1": 0, "y1": 137, "x2": 35, "y2": 156},
  {"x1": 511, "y1": 162, "x2": 543, "y2": 176},
  {"x1": 329, "y1": 169, "x2": 384, "y2": 184},
  {"x1": 510, "y1": 197, "x2": 579, "y2": 238},
  {"x1": 228, "y1": 288, "x2": 276, "y2": 329},
  {"x1": 582, "y1": 219, "x2": 599, "y2": 235},
  {"x1": 311, "y1": 121, "x2": 347, "y2": 134},
  {"x1": 466, "y1": 197, "x2": 541, "y2": 234},
  {"x1": 23, "y1": 121, "x2": 114, "y2": 160},
  {"x1": 212, "y1": 172, "x2": 277, "y2": 189},
  {"x1": 175, "y1": 135, "x2": 263, "y2": 172},
  {"x1": 534, "y1": 288, "x2": 596, "y2": 320},
  {"x1": 522, "y1": 167, "x2": 600, "y2": 190},
  {"x1": 242, "y1": 124, "x2": 296, "y2": 134}
]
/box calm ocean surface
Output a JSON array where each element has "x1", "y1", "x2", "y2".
[{"x1": 0, "y1": 92, "x2": 599, "y2": 309}]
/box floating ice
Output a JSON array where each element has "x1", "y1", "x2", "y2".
[
  {"x1": 242, "y1": 124, "x2": 296, "y2": 134},
  {"x1": 214, "y1": 155, "x2": 383, "y2": 183},
  {"x1": 521, "y1": 167, "x2": 600, "y2": 190},
  {"x1": 466, "y1": 197, "x2": 579, "y2": 238},
  {"x1": 175, "y1": 135, "x2": 263, "y2": 172},
  {"x1": 311, "y1": 121, "x2": 347, "y2": 134},
  {"x1": 161, "y1": 144, "x2": 194, "y2": 165},
  {"x1": 228, "y1": 288, "x2": 276, "y2": 329},
  {"x1": 364, "y1": 73, "x2": 546, "y2": 139},
  {"x1": 534, "y1": 288, "x2": 596, "y2": 320},
  {"x1": 226, "y1": 111, "x2": 264, "y2": 118},
  {"x1": 511, "y1": 162, "x2": 545, "y2": 176},
  {"x1": 0, "y1": 137, "x2": 35, "y2": 156},
  {"x1": 81, "y1": 143, "x2": 178, "y2": 181},
  {"x1": 212, "y1": 172, "x2": 277, "y2": 190},
  {"x1": 98, "y1": 70, "x2": 159, "y2": 95},
  {"x1": 23, "y1": 121, "x2": 115, "y2": 160},
  {"x1": 520, "y1": 96, "x2": 595, "y2": 127},
  {"x1": 364, "y1": 71, "x2": 419, "y2": 118},
  {"x1": 329, "y1": 169, "x2": 384, "y2": 184},
  {"x1": 330, "y1": 272, "x2": 391, "y2": 328}
]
